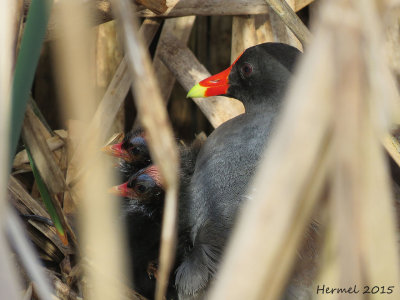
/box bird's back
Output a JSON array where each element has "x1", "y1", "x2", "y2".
[
  {"x1": 188, "y1": 109, "x2": 277, "y2": 239},
  {"x1": 175, "y1": 109, "x2": 278, "y2": 298}
]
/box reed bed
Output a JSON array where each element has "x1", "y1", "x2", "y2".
[{"x1": 2, "y1": 0, "x2": 400, "y2": 300}]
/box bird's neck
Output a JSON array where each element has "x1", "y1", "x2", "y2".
[{"x1": 243, "y1": 85, "x2": 287, "y2": 115}]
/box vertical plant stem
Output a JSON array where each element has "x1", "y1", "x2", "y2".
[{"x1": 10, "y1": 0, "x2": 52, "y2": 169}]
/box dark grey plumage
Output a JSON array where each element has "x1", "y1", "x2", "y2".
[
  {"x1": 175, "y1": 43, "x2": 301, "y2": 299},
  {"x1": 114, "y1": 133, "x2": 205, "y2": 300}
]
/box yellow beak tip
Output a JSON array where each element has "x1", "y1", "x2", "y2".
[{"x1": 187, "y1": 83, "x2": 207, "y2": 98}]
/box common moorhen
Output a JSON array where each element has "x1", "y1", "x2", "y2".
[
  {"x1": 104, "y1": 126, "x2": 207, "y2": 298},
  {"x1": 111, "y1": 165, "x2": 179, "y2": 299},
  {"x1": 103, "y1": 129, "x2": 151, "y2": 181},
  {"x1": 175, "y1": 43, "x2": 301, "y2": 299},
  {"x1": 111, "y1": 165, "x2": 165, "y2": 218},
  {"x1": 104, "y1": 128, "x2": 205, "y2": 183}
]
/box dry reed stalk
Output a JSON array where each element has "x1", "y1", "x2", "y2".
[
  {"x1": 254, "y1": 14, "x2": 275, "y2": 43},
  {"x1": 21, "y1": 105, "x2": 77, "y2": 246},
  {"x1": 14, "y1": 132, "x2": 65, "y2": 168},
  {"x1": 63, "y1": 120, "x2": 86, "y2": 215},
  {"x1": 0, "y1": 237, "x2": 21, "y2": 300},
  {"x1": 355, "y1": 1, "x2": 400, "y2": 173},
  {"x1": 49, "y1": 273, "x2": 82, "y2": 300},
  {"x1": 356, "y1": 0, "x2": 400, "y2": 287},
  {"x1": 22, "y1": 283, "x2": 33, "y2": 300},
  {"x1": 208, "y1": 24, "x2": 334, "y2": 299},
  {"x1": 268, "y1": 0, "x2": 303, "y2": 49},
  {"x1": 83, "y1": 18, "x2": 160, "y2": 144},
  {"x1": 320, "y1": 1, "x2": 400, "y2": 297},
  {"x1": 265, "y1": 0, "x2": 311, "y2": 46},
  {"x1": 135, "y1": 0, "x2": 167, "y2": 14},
  {"x1": 22, "y1": 106, "x2": 65, "y2": 194},
  {"x1": 231, "y1": 9, "x2": 295, "y2": 63},
  {"x1": 384, "y1": 134, "x2": 400, "y2": 167},
  {"x1": 0, "y1": 0, "x2": 23, "y2": 298},
  {"x1": 95, "y1": 21, "x2": 125, "y2": 133},
  {"x1": 384, "y1": 5, "x2": 400, "y2": 82},
  {"x1": 7, "y1": 211, "x2": 55, "y2": 300},
  {"x1": 327, "y1": 7, "x2": 366, "y2": 297},
  {"x1": 111, "y1": 1, "x2": 179, "y2": 299},
  {"x1": 136, "y1": 0, "x2": 315, "y2": 18},
  {"x1": 0, "y1": 1, "x2": 16, "y2": 215},
  {"x1": 231, "y1": 16, "x2": 259, "y2": 62},
  {"x1": 65, "y1": 18, "x2": 160, "y2": 191},
  {"x1": 158, "y1": 33, "x2": 244, "y2": 127},
  {"x1": 153, "y1": 16, "x2": 196, "y2": 102},
  {"x1": 140, "y1": 18, "x2": 162, "y2": 41},
  {"x1": 53, "y1": 1, "x2": 127, "y2": 300},
  {"x1": 12, "y1": 0, "x2": 25, "y2": 57},
  {"x1": 9, "y1": 176, "x2": 72, "y2": 257},
  {"x1": 29, "y1": 0, "x2": 314, "y2": 40},
  {"x1": 359, "y1": 2, "x2": 400, "y2": 131}
]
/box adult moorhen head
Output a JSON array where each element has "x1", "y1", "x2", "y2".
[
  {"x1": 176, "y1": 42, "x2": 301, "y2": 300},
  {"x1": 188, "y1": 42, "x2": 299, "y2": 112}
]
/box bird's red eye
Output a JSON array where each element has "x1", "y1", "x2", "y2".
[{"x1": 240, "y1": 63, "x2": 253, "y2": 77}]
